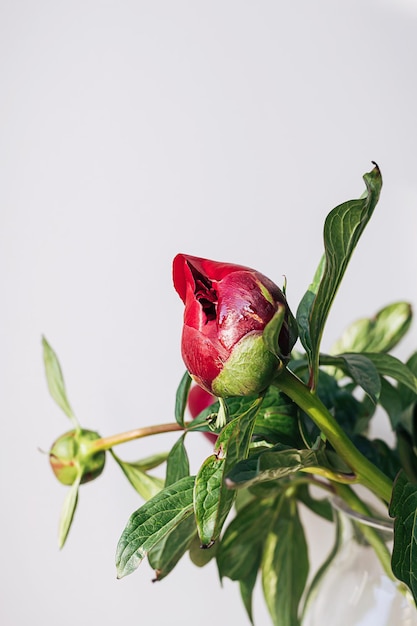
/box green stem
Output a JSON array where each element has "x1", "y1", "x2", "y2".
[
  {"x1": 88, "y1": 422, "x2": 186, "y2": 453},
  {"x1": 274, "y1": 367, "x2": 393, "y2": 503}
]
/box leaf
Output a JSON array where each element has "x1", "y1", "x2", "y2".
[
  {"x1": 175, "y1": 371, "x2": 192, "y2": 427},
  {"x1": 397, "y1": 352, "x2": 417, "y2": 409},
  {"x1": 58, "y1": 473, "x2": 81, "y2": 549},
  {"x1": 111, "y1": 451, "x2": 164, "y2": 500},
  {"x1": 321, "y1": 353, "x2": 381, "y2": 403},
  {"x1": 42, "y1": 336, "x2": 78, "y2": 426},
  {"x1": 226, "y1": 445, "x2": 331, "y2": 490},
  {"x1": 298, "y1": 164, "x2": 383, "y2": 387},
  {"x1": 261, "y1": 495, "x2": 309, "y2": 626},
  {"x1": 252, "y1": 386, "x2": 302, "y2": 447},
  {"x1": 389, "y1": 470, "x2": 417, "y2": 603},
  {"x1": 331, "y1": 302, "x2": 412, "y2": 355},
  {"x1": 217, "y1": 497, "x2": 279, "y2": 625},
  {"x1": 115, "y1": 475, "x2": 195, "y2": 578},
  {"x1": 263, "y1": 304, "x2": 286, "y2": 359},
  {"x1": 296, "y1": 256, "x2": 325, "y2": 359},
  {"x1": 194, "y1": 455, "x2": 234, "y2": 547},
  {"x1": 296, "y1": 484, "x2": 333, "y2": 522},
  {"x1": 148, "y1": 515, "x2": 197, "y2": 581},
  {"x1": 194, "y1": 396, "x2": 265, "y2": 546},
  {"x1": 239, "y1": 566, "x2": 260, "y2": 626},
  {"x1": 165, "y1": 435, "x2": 190, "y2": 487},
  {"x1": 217, "y1": 498, "x2": 273, "y2": 582},
  {"x1": 361, "y1": 353, "x2": 417, "y2": 395},
  {"x1": 189, "y1": 534, "x2": 218, "y2": 567}
]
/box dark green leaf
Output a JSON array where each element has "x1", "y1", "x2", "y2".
[
  {"x1": 298, "y1": 164, "x2": 383, "y2": 387},
  {"x1": 296, "y1": 484, "x2": 333, "y2": 522},
  {"x1": 165, "y1": 435, "x2": 190, "y2": 487},
  {"x1": 396, "y1": 430, "x2": 417, "y2": 484},
  {"x1": 296, "y1": 256, "x2": 325, "y2": 361},
  {"x1": 331, "y1": 302, "x2": 412, "y2": 355},
  {"x1": 58, "y1": 473, "x2": 81, "y2": 549},
  {"x1": 353, "y1": 436, "x2": 400, "y2": 482},
  {"x1": 389, "y1": 471, "x2": 417, "y2": 603},
  {"x1": 111, "y1": 451, "x2": 164, "y2": 500},
  {"x1": 42, "y1": 336, "x2": 78, "y2": 426},
  {"x1": 148, "y1": 515, "x2": 196, "y2": 581},
  {"x1": 217, "y1": 498, "x2": 274, "y2": 581},
  {"x1": 398, "y1": 352, "x2": 417, "y2": 410},
  {"x1": 379, "y1": 378, "x2": 403, "y2": 430},
  {"x1": 253, "y1": 386, "x2": 302, "y2": 447},
  {"x1": 175, "y1": 371, "x2": 192, "y2": 427},
  {"x1": 261, "y1": 495, "x2": 309, "y2": 626},
  {"x1": 362, "y1": 353, "x2": 417, "y2": 395},
  {"x1": 226, "y1": 445, "x2": 331, "y2": 490},
  {"x1": 239, "y1": 565, "x2": 260, "y2": 626},
  {"x1": 218, "y1": 497, "x2": 279, "y2": 625},
  {"x1": 116, "y1": 475, "x2": 195, "y2": 578},
  {"x1": 321, "y1": 353, "x2": 381, "y2": 403}
]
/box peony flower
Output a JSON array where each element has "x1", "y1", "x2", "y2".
[{"x1": 173, "y1": 254, "x2": 297, "y2": 397}]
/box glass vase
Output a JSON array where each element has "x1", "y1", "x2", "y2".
[{"x1": 302, "y1": 497, "x2": 417, "y2": 626}]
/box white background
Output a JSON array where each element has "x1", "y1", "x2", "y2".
[{"x1": 1, "y1": 1, "x2": 417, "y2": 625}]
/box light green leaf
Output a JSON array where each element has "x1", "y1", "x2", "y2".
[
  {"x1": 165, "y1": 435, "x2": 190, "y2": 487},
  {"x1": 116, "y1": 475, "x2": 195, "y2": 578},
  {"x1": 389, "y1": 471, "x2": 417, "y2": 603},
  {"x1": 298, "y1": 165, "x2": 383, "y2": 388},
  {"x1": 111, "y1": 451, "x2": 164, "y2": 500},
  {"x1": 331, "y1": 302, "x2": 412, "y2": 355},
  {"x1": 42, "y1": 336, "x2": 78, "y2": 427},
  {"x1": 261, "y1": 495, "x2": 309, "y2": 626},
  {"x1": 58, "y1": 472, "x2": 81, "y2": 549},
  {"x1": 175, "y1": 371, "x2": 192, "y2": 427},
  {"x1": 148, "y1": 515, "x2": 196, "y2": 581}
]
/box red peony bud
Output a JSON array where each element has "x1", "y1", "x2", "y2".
[{"x1": 173, "y1": 254, "x2": 297, "y2": 397}]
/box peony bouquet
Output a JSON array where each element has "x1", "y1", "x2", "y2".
[{"x1": 43, "y1": 164, "x2": 417, "y2": 625}]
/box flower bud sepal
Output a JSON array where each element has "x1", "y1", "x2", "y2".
[{"x1": 210, "y1": 332, "x2": 280, "y2": 398}]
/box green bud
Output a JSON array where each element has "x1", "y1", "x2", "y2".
[{"x1": 49, "y1": 429, "x2": 105, "y2": 485}]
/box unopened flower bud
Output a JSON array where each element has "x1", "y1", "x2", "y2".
[
  {"x1": 173, "y1": 254, "x2": 297, "y2": 397},
  {"x1": 49, "y1": 429, "x2": 105, "y2": 485}
]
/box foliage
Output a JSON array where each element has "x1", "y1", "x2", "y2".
[{"x1": 43, "y1": 164, "x2": 417, "y2": 625}]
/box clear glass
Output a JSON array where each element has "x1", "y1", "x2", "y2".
[{"x1": 302, "y1": 498, "x2": 417, "y2": 626}]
